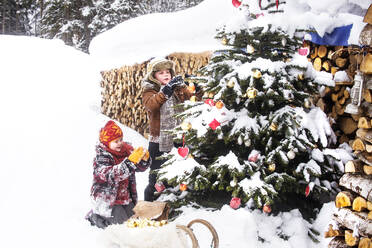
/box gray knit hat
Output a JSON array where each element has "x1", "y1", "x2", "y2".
[{"x1": 144, "y1": 57, "x2": 175, "y2": 86}]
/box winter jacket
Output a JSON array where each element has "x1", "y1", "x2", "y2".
[
  {"x1": 142, "y1": 81, "x2": 192, "y2": 138},
  {"x1": 90, "y1": 143, "x2": 150, "y2": 217}
]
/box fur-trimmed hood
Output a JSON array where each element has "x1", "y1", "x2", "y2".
[{"x1": 143, "y1": 57, "x2": 175, "y2": 86}]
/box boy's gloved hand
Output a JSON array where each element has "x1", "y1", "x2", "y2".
[
  {"x1": 161, "y1": 75, "x2": 184, "y2": 98},
  {"x1": 128, "y1": 147, "x2": 150, "y2": 164}
]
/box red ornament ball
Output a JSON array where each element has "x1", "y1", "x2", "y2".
[
  {"x1": 263, "y1": 204, "x2": 272, "y2": 213},
  {"x1": 230, "y1": 197, "x2": 241, "y2": 209}
]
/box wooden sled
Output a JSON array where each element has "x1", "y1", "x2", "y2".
[{"x1": 129, "y1": 201, "x2": 219, "y2": 248}]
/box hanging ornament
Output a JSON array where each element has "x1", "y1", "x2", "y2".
[
  {"x1": 208, "y1": 92, "x2": 215, "y2": 98},
  {"x1": 215, "y1": 100, "x2": 224, "y2": 109},
  {"x1": 298, "y1": 47, "x2": 310, "y2": 56},
  {"x1": 203, "y1": 92, "x2": 209, "y2": 98},
  {"x1": 269, "y1": 122, "x2": 278, "y2": 131},
  {"x1": 305, "y1": 185, "x2": 310, "y2": 197},
  {"x1": 190, "y1": 95, "x2": 196, "y2": 102},
  {"x1": 246, "y1": 44, "x2": 255, "y2": 54},
  {"x1": 209, "y1": 118, "x2": 221, "y2": 130},
  {"x1": 244, "y1": 138, "x2": 251, "y2": 147},
  {"x1": 304, "y1": 98, "x2": 311, "y2": 108},
  {"x1": 230, "y1": 197, "x2": 241, "y2": 209},
  {"x1": 268, "y1": 163, "x2": 276, "y2": 172},
  {"x1": 263, "y1": 204, "x2": 272, "y2": 213},
  {"x1": 221, "y1": 37, "x2": 228, "y2": 45},
  {"x1": 204, "y1": 99, "x2": 215, "y2": 106},
  {"x1": 238, "y1": 136, "x2": 243, "y2": 145},
  {"x1": 180, "y1": 183, "x2": 188, "y2": 191},
  {"x1": 272, "y1": 50, "x2": 278, "y2": 56},
  {"x1": 227, "y1": 79, "x2": 235, "y2": 88},
  {"x1": 181, "y1": 121, "x2": 192, "y2": 131},
  {"x1": 252, "y1": 69, "x2": 262, "y2": 79},
  {"x1": 155, "y1": 182, "x2": 165, "y2": 193},
  {"x1": 305, "y1": 182, "x2": 315, "y2": 197},
  {"x1": 187, "y1": 153, "x2": 194, "y2": 159},
  {"x1": 297, "y1": 73, "x2": 305, "y2": 81},
  {"x1": 231, "y1": 0, "x2": 242, "y2": 8},
  {"x1": 287, "y1": 150, "x2": 295, "y2": 160},
  {"x1": 281, "y1": 37, "x2": 287, "y2": 47},
  {"x1": 187, "y1": 82, "x2": 196, "y2": 93},
  {"x1": 246, "y1": 87, "x2": 258, "y2": 99},
  {"x1": 178, "y1": 147, "x2": 189, "y2": 158},
  {"x1": 248, "y1": 150, "x2": 260, "y2": 162},
  {"x1": 178, "y1": 134, "x2": 189, "y2": 158}
]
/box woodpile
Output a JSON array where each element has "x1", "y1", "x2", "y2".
[
  {"x1": 325, "y1": 6, "x2": 372, "y2": 248},
  {"x1": 100, "y1": 52, "x2": 211, "y2": 137}
]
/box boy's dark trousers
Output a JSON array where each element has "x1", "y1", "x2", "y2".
[
  {"x1": 88, "y1": 202, "x2": 134, "y2": 229},
  {"x1": 144, "y1": 142, "x2": 166, "y2": 201}
]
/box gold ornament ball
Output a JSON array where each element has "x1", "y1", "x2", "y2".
[
  {"x1": 246, "y1": 87, "x2": 257, "y2": 99},
  {"x1": 268, "y1": 163, "x2": 276, "y2": 172},
  {"x1": 304, "y1": 99, "x2": 311, "y2": 108},
  {"x1": 181, "y1": 121, "x2": 192, "y2": 131},
  {"x1": 252, "y1": 69, "x2": 262, "y2": 79},
  {"x1": 269, "y1": 122, "x2": 278, "y2": 131},
  {"x1": 208, "y1": 92, "x2": 214, "y2": 98},
  {"x1": 203, "y1": 92, "x2": 209, "y2": 98},
  {"x1": 190, "y1": 95, "x2": 196, "y2": 102},
  {"x1": 298, "y1": 73, "x2": 305, "y2": 81},
  {"x1": 246, "y1": 44, "x2": 255, "y2": 54},
  {"x1": 227, "y1": 79, "x2": 235, "y2": 88},
  {"x1": 221, "y1": 37, "x2": 228, "y2": 45}
]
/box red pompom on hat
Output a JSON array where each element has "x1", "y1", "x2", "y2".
[{"x1": 99, "y1": 120, "x2": 123, "y2": 147}]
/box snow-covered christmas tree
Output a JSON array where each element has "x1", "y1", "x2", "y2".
[{"x1": 157, "y1": 0, "x2": 351, "y2": 219}]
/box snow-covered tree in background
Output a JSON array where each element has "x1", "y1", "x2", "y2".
[{"x1": 158, "y1": 0, "x2": 352, "y2": 219}]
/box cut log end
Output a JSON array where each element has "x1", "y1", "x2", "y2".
[
  {"x1": 358, "y1": 237, "x2": 371, "y2": 248},
  {"x1": 345, "y1": 230, "x2": 359, "y2": 246},
  {"x1": 325, "y1": 224, "x2": 344, "y2": 238},
  {"x1": 336, "y1": 191, "x2": 355, "y2": 208},
  {"x1": 352, "y1": 196, "x2": 368, "y2": 212},
  {"x1": 345, "y1": 160, "x2": 364, "y2": 173}
]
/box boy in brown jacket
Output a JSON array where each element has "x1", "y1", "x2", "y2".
[{"x1": 142, "y1": 57, "x2": 193, "y2": 201}]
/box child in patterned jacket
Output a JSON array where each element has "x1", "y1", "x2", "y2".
[{"x1": 86, "y1": 120, "x2": 151, "y2": 229}]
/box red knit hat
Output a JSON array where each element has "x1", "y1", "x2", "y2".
[{"x1": 99, "y1": 120, "x2": 123, "y2": 147}]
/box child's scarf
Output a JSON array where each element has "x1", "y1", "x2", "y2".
[{"x1": 103, "y1": 142, "x2": 133, "y2": 164}]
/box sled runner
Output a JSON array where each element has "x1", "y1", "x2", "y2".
[{"x1": 176, "y1": 218, "x2": 219, "y2": 248}]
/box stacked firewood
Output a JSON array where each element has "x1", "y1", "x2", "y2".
[
  {"x1": 311, "y1": 4, "x2": 372, "y2": 147},
  {"x1": 325, "y1": 6, "x2": 372, "y2": 248},
  {"x1": 100, "y1": 52, "x2": 211, "y2": 137}
]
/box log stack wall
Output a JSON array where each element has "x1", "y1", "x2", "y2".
[
  {"x1": 100, "y1": 52, "x2": 211, "y2": 137},
  {"x1": 324, "y1": 6, "x2": 372, "y2": 247}
]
